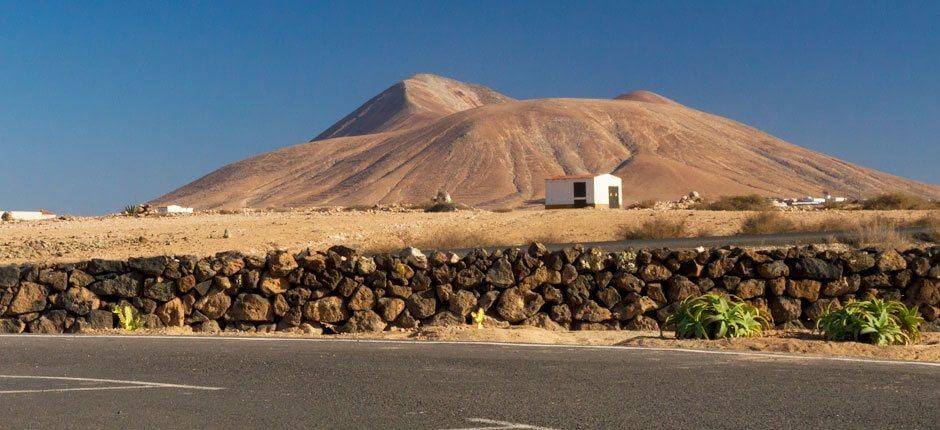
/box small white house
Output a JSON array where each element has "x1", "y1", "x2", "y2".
[
  {"x1": 156, "y1": 205, "x2": 194, "y2": 214},
  {"x1": 0, "y1": 210, "x2": 57, "y2": 221},
  {"x1": 545, "y1": 173, "x2": 622, "y2": 209}
]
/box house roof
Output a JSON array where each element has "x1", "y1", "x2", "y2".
[{"x1": 547, "y1": 174, "x2": 602, "y2": 180}]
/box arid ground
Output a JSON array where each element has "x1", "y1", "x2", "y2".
[{"x1": 1, "y1": 208, "x2": 935, "y2": 264}]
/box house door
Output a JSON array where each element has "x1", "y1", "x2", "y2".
[
  {"x1": 608, "y1": 186, "x2": 620, "y2": 208},
  {"x1": 573, "y1": 182, "x2": 587, "y2": 207}
]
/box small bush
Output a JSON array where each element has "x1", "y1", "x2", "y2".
[
  {"x1": 1, "y1": 212, "x2": 11, "y2": 222},
  {"x1": 122, "y1": 204, "x2": 143, "y2": 216},
  {"x1": 739, "y1": 212, "x2": 799, "y2": 234},
  {"x1": 698, "y1": 194, "x2": 773, "y2": 211},
  {"x1": 620, "y1": 218, "x2": 690, "y2": 239},
  {"x1": 492, "y1": 207, "x2": 515, "y2": 213},
  {"x1": 665, "y1": 293, "x2": 768, "y2": 339},
  {"x1": 816, "y1": 298, "x2": 923, "y2": 345},
  {"x1": 861, "y1": 193, "x2": 937, "y2": 210},
  {"x1": 425, "y1": 202, "x2": 471, "y2": 213},
  {"x1": 113, "y1": 305, "x2": 141, "y2": 331}
]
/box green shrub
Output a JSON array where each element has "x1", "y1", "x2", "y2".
[
  {"x1": 815, "y1": 298, "x2": 923, "y2": 345},
  {"x1": 861, "y1": 193, "x2": 937, "y2": 210},
  {"x1": 123, "y1": 204, "x2": 143, "y2": 215},
  {"x1": 665, "y1": 293, "x2": 768, "y2": 339},
  {"x1": 698, "y1": 194, "x2": 773, "y2": 211},
  {"x1": 113, "y1": 305, "x2": 142, "y2": 331}
]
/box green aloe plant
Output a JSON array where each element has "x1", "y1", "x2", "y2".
[
  {"x1": 664, "y1": 293, "x2": 768, "y2": 340},
  {"x1": 113, "y1": 305, "x2": 142, "y2": 331},
  {"x1": 816, "y1": 298, "x2": 923, "y2": 346}
]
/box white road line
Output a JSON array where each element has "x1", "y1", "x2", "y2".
[
  {"x1": 0, "y1": 386, "x2": 157, "y2": 394},
  {"x1": 441, "y1": 418, "x2": 559, "y2": 430},
  {"x1": 0, "y1": 374, "x2": 224, "y2": 394},
  {"x1": 2, "y1": 333, "x2": 938, "y2": 368}
]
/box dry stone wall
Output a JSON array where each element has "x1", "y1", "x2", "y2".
[{"x1": 1, "y1": 244, "x2": 938, "y2": 334}]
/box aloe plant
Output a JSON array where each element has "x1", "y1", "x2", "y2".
[
  {"x1": 113, "y1": 305, "x2": 142, "y2": 331},
  {"x1": 816, "y1": 298, "x2": 923, "y2": 346},
  {"x1": 664, "y1": 293, "x2": 768, "y2": 340}
]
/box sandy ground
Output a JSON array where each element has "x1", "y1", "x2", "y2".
[
  {"x1": 1, "y1": 208, "x2": 935, "y2": 265},
  {"x1": 88, "y1": 326, "x2": 940, "y2": 363}
]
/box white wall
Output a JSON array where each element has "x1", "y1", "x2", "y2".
[
  {"x1": 3, "y1": 211, "x2": 56, "y2": 221},
  {"x1": 545, "y1": 178, "x2": 596, "y2": 205},
  {"x1": 592, "y1": 174, "x2": 622, "y2": 207}
]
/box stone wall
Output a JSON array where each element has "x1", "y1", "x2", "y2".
[{"x1": 1, "y1": 244, "x2": 938, "y2": 334}]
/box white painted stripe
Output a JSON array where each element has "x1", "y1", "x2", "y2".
[
  {"x1": 441, "y1": 418, "x2": 559, "y2": 430},
  {"x1": 0, "y1": 374, "x2": 224, "y2": 391},
  {"x1": 1, "y1": 333, "x2": 937, "y2": 368},
  {"x1": 0, "y1": 385, "x2": 157, "y2": 394}
]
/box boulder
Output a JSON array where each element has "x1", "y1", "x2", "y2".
[
  {"x1": 406, "y1": 290, "x2": 438, "y2": 319},
  {"x1": 786, "y1": 279, "x2": 821, "y2": 301},
  {"x1": 522, "y1": 313, "x2": 563, "y2": 331},
  {"x1": 908, "y1": 278, "x2": 939, "y2": 306},
  {"x1": 86, "y1": 309, "x2": 114, "y2": 330},
  {"x1": 303, "y1": 296, "x2": 348, "y2": 323},
  {"x1": 400, "y1": 247, "x2": 429, "y2": 270},
  {"x1": 667, "y1": 276, "x2": 701, "y2": 302},
  {"x1": 6, "y1": 282, "x2": 47, "y2": 315},
  {"x1": 756, "y1": 261, "x2": 789, "y2": 279},
  {"x1": 843, "y1": 252, "x2": 876, "y2": 273},
  {"x1": 624, "y1": 315, "x2": 660, "y2": 331},
  {"x1": 550, "y1": 304, "x2": 572, "y2": 324},
  {"x1": 155, "y1": 297, "x2": 186, "y2": 326},
  {"x1": 575, "y1": 248, "x2": 607, "y2": 272},
  {"x1": 448, "y1": 290, "x2": 477, "y2": 317},
  {"x1": 736, "y1": 279, "x2": 766, "y2": 300},
  {"x1": 791, "y1": 258, "x2": 842, "y2": 281},
  {"x1": 194, "y1": 291, "x2": 232, "y2": 320},
  {"x1": 128, "y1": 256, "x2": 171, "y2": 276},
  {"x1": 347, "y1": 285, "x2": 375, "y2": 311},
  {"x1": 88, "y1": 273, "x2": 142, "y2": 298},
  {"x1": 495, "y1": 287, "x2": 544, "y2": 322},
  {"x1": 805, "y1": 298, "x2": 841, "y2": 321},
  {"x1": 340, "y1": 310, "x2": 387, "y2": 333},
  {"x1": 377, "y1": 297, "x2": 406, "y2": 322},
  {"x1": 822, "y1": 275, "x2": 860, "y2": 297},
  {"x1": 266, "y1": 251, "x2": 298, "y2": 277},
  {"x1": 876, "y1": 249, "x2": 907, "y2": 272},
  {"x1": 425, "y1": 311, "x2": 464, "y2": 327},
  {"x1": 572, "y1": 300, "x2": 612, "y2": 323},
  {"x1": 38, "y1": 270, "x2": 68, "y2": 291},
  {"x1": 227, "y1": 294, "x2": 274, "y2": 322},
  {"x1": 0, "y1": 318, "x2": 25, "y2": 333},
  {"x1": 60, "y1": 287, "x2": 100, "y2": 316},
  {"x1": 485, "y1": 259, "x2": 515, "y2": 287},
  {"x1": 0, "y1": 265, "x2": 21, "y2": 288},
  {"x1": 639, "y1": 264, "x2": 672, "y2": 282},
  {"x1": 194, "y1": 320, "x2": 221, "y2": 333},
  {"x1": 68, "y1": 270, "x2": 95, "y2": 288},
  {"x1": 770, "y1": 296, "x2": 802, "y2": 323},
  {"x1": 143, "y1": 279, "x2": 177, "y2": 302},
  {"x1": 259, "y1": 276, "x2": 289, "y2": 296}
]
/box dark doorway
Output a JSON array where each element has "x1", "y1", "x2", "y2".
[
  {"x1": 608, "y1": 186, "x2": 620, "y2": 208},
  {"x1": 573, "y1": 182, "x2": 587, "y2": 207}
]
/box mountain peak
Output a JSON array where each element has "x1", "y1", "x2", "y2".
[
  {"x1": 615, "y1": 90, "x2": 680, "y2": 106},
  {"x1": 314, "y1": 73, "x2": 513, "y2": 140}
]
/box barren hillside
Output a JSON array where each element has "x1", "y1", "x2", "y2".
[{"x1": 154, "y1": 74, "x2": 939, "y2": 209}]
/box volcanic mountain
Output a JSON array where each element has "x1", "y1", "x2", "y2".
[{"x1": 154, "y1": 73, "x2": 940, "y2": 209}]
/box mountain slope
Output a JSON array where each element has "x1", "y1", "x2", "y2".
[{"x1": 154, "y1": 74, "x2": 940, "y2": 209}]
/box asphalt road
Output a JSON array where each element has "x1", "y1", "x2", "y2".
[{"x1": 0, "y1": 336, "x2": 937, "y2": 429}]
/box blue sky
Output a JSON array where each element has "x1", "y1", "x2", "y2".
[{"x1": 1, "y1": 1, "x2": 937, "y2": 214}]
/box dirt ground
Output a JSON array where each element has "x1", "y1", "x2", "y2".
[
  {"x1": 91, "y1": 326, "x2": 940, "y2": 363},
  {"x1": 0, "y1": 208, "x2": 935, "y2": 265}
]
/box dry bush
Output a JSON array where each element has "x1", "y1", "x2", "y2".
[
  {"x1": 620, "y1": 218, "x2": 691, "y2": 239},
  {"x1": 910, "y1": 213, "x2": 940, "y2": 242},
  {"x1": 739, "y1": 212, "x2": 800, "y2": 234},
  {"x1": 492, "y1": 207, "x2": 515, "y2": 213},
  {"x1": 627, "y1": 199, "x2": 657, "y2": 209},
  {"x1": 842, "y1": 216, "x2": 910, "y2": 248},
  {"x1": 861, "y1": 193, "x2": 938, "y2": 210},
  {"x1": 698, "y1": 194, "x2": 773, "y2": 211}
]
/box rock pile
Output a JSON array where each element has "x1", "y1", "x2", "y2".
[{"x1": 1, "y1": 244, "x2": 937, "y2": 334}]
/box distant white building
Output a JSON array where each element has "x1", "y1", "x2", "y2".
[
  {"x1": 0, "y1": 210, "x2": 57, "y2": 221},
  {"x1": 156, "y1": 205, "x2": 194, "y2": 214},
  {"x1": 545, "y1": 173, "x2": 622, "y2": 209}
]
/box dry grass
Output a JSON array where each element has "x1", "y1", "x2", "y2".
[
  {"x1": 620, "y1": 218, "x2": 692, "y2": 239},
  {"x1": 737, "y1": 212, "x2": 940, "y2": 248},
  {"x1": 740, "y1": 212, "x2": 799, "y2": 235},
  {"x1": 862, "y1": 193, "x2": 939, "y2": 210},
  {"x1": 696, "y1": 194, "x2": 774, "y2": 211}
]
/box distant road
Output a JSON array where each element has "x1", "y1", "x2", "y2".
[
  {"x1": 446, "y1": 226, "x2": 934, "y2": 254},
  {"x1": 1, "y1": 335, "x2": 937, "y2": 429}
]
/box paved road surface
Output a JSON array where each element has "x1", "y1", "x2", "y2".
[{"x1": 1, "y1": 335, "x2": 937, "y2": 429}]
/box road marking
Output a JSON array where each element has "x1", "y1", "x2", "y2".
[
  {"x1": 2, "y1": 333, "x2": 938, "y2": 368},
  {"x1": 441, "y1": 418, "x2": 558, "y2": 430},
  {"x1": 0, "y1": 374, "x2": 224, "y2": 395}
]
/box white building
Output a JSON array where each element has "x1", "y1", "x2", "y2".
[
  {"x1": 0, "y1": 210, "x2": 57, "y2": 221},
  {"x1": 156, "y1": 205, "x2": 194, "y2": 214},
  {"x1": 545, "y1": 173, "x2": 622, "y2": 209}
]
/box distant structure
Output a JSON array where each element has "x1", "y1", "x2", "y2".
[
  {"x1": 545, "y1": 173, "x2": 622, "y2": 209},
  {"x1": 156, "y1": 205, "x2": 194, "y2": 214},
  {"x1": 0, "y1": 209, "x2": 57, "y2": 221},
  {"x1": 773, "y1": 193, "x2": 848, "y2": 208},
  {"x1": 433, "y1": 190, "x2": 452, "y2": 204}
]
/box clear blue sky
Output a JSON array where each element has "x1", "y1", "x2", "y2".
[{"x1": 1, "y1": 1, "x2": 937, "y2": 215}]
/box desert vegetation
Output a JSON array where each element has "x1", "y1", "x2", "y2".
[
  {"x1": 619, "y1": 219, "x2": 695, "y2": 240},
  {"x1": 816, "y1": 299, "x2": 923, "y2": 346},
  {"x1": 665, "y1": 293, "x2": 768, "y2": 340},
  {"x1": 694, "y1": 194, "x2": 773, "y2": 211},
  {"x1": 861, "y1": 193, "x2": 939, "y2": 210}
]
